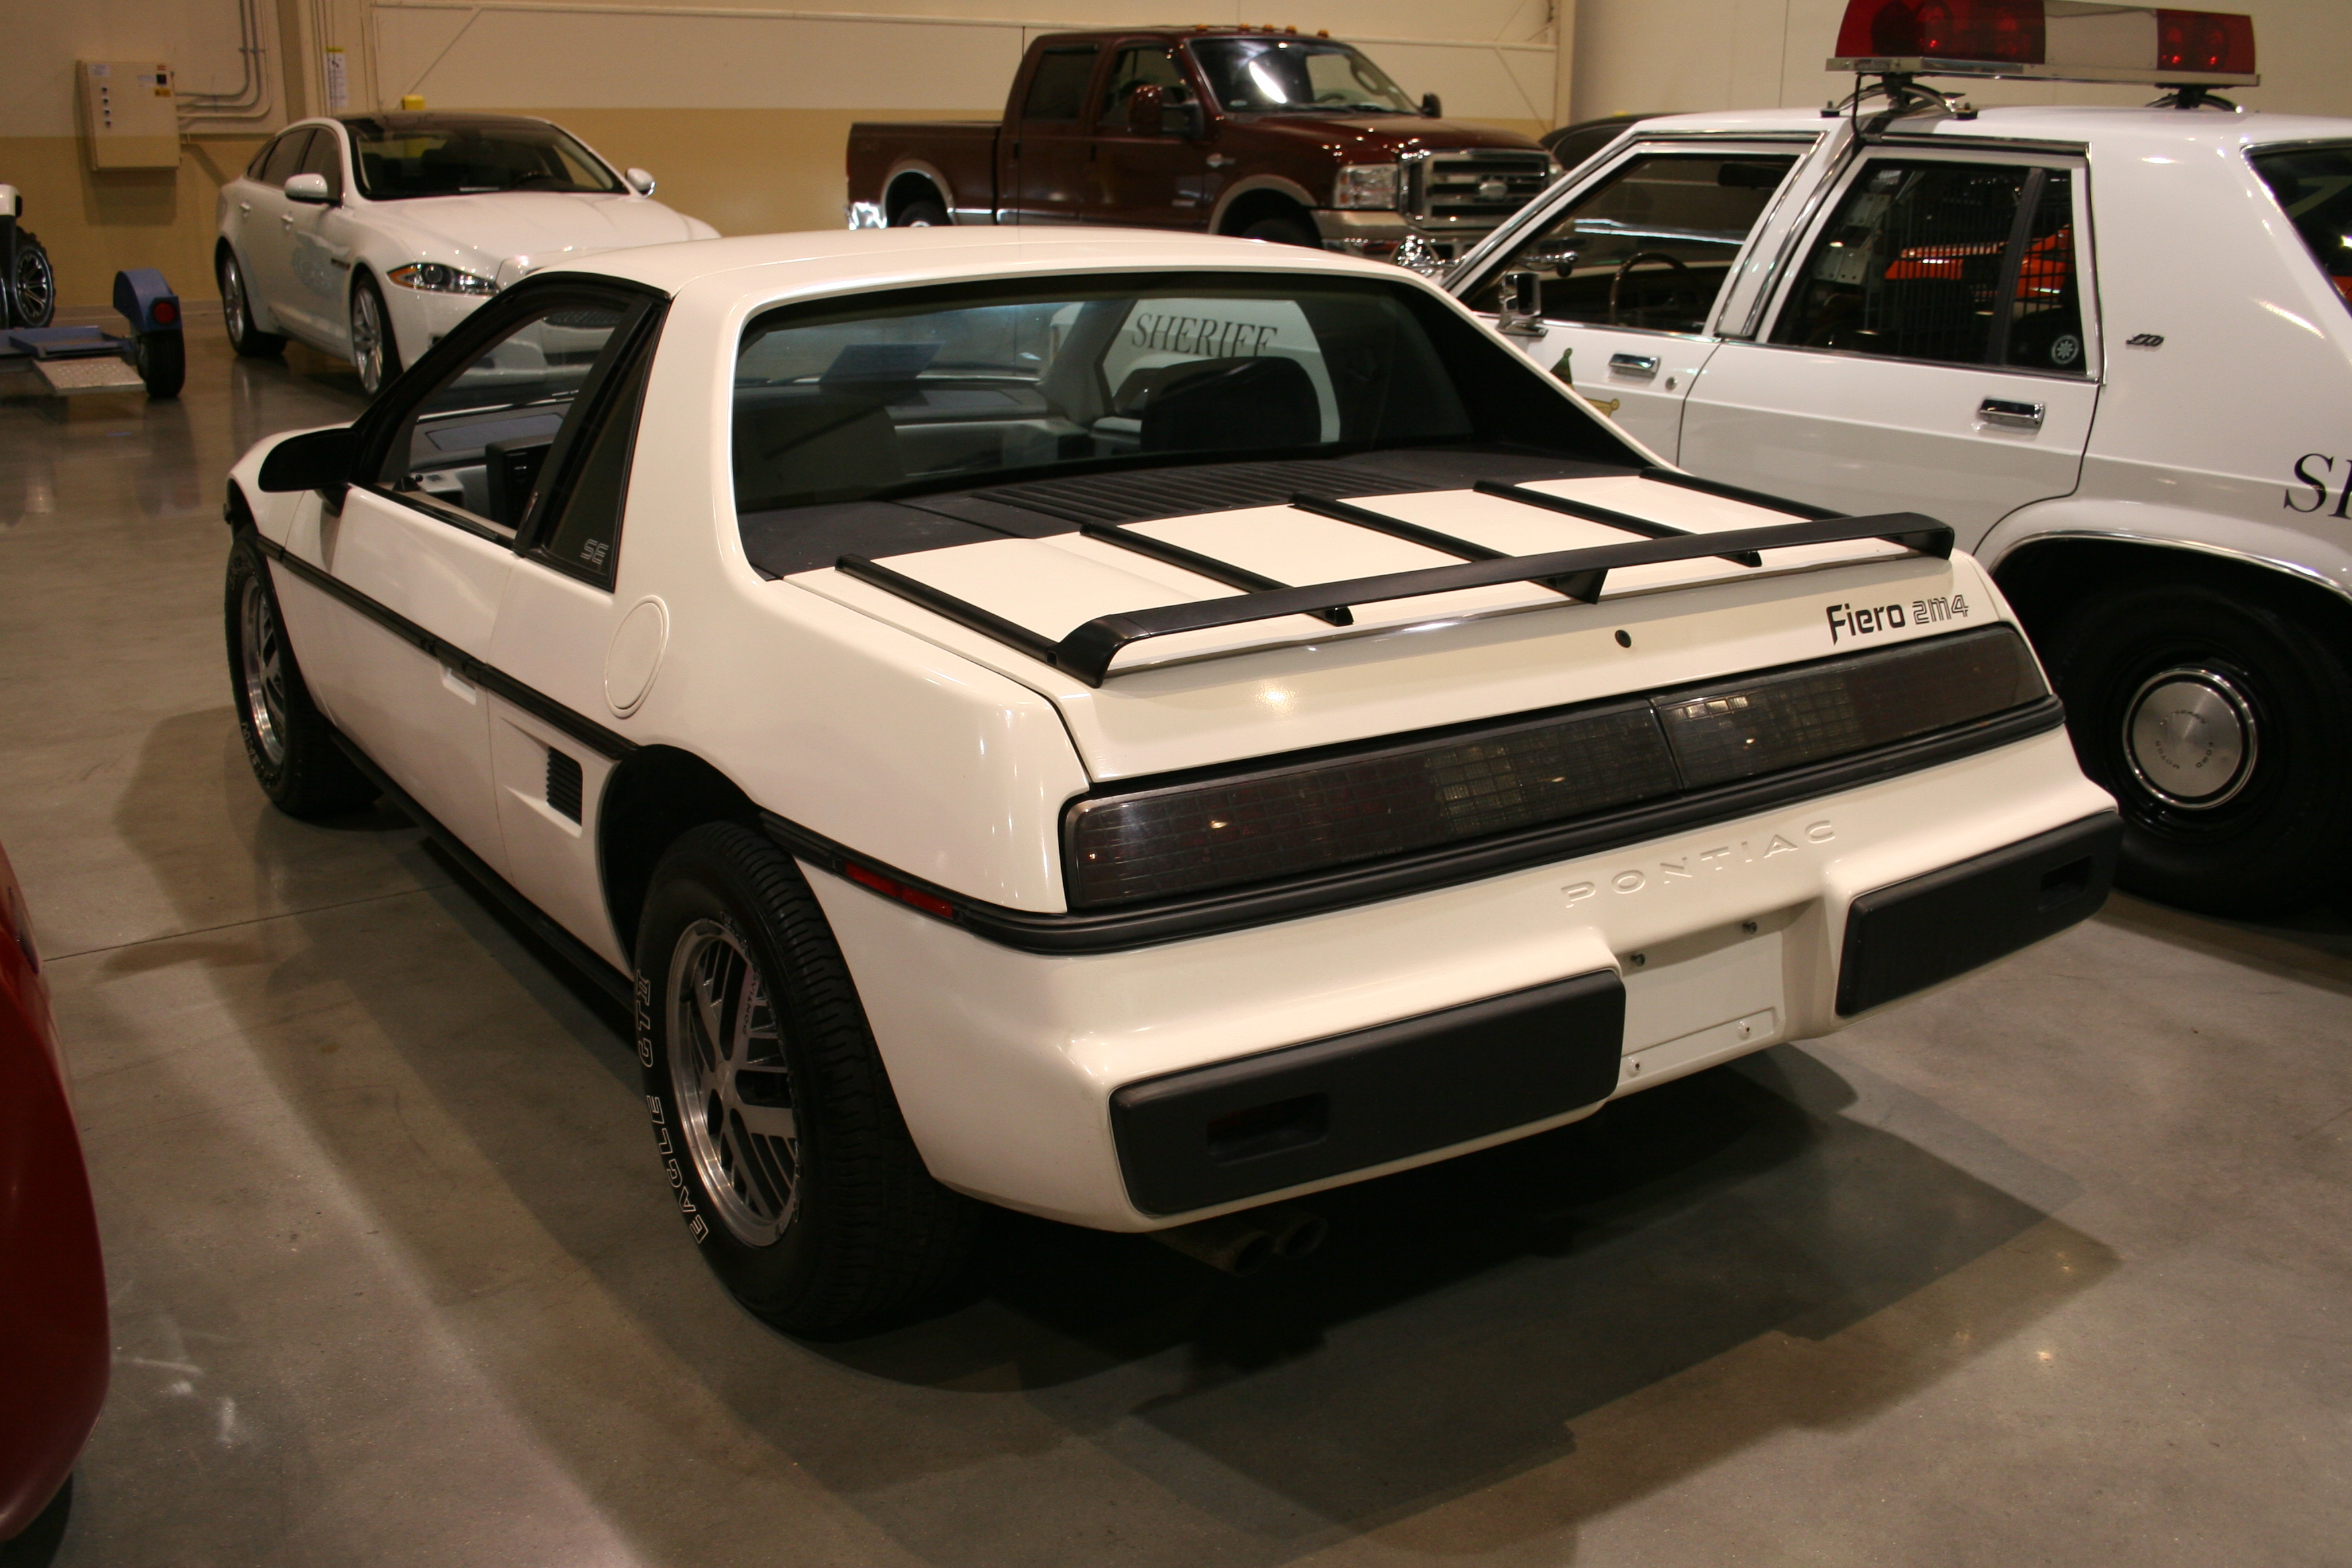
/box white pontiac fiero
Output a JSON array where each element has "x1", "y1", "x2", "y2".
[
  {"x1": 223, "y1": 228, "x2": 2116, "y2": 1330},
  {"x1": 215, "y1": 111, "x2": 717, "y2": 394}
]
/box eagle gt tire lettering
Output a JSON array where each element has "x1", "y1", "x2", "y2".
[{"x1": 633, "y1": 822, "x2": 977, "y2": 1332}]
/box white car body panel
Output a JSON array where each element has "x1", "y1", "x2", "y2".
[{"x1": 227, "y1": 227, "x2": 2112, "y2": 1230}]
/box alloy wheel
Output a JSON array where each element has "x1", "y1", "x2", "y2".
[
  {"x1": 221, "y1": 256, "x2": 248, "y2": 344},
  {"x1": 239, "y1": 577, "x2": 289, "y2": 769},
  {"x1": 350, "y1": 284, "x2": 385, "y2": 393},
  {"x1": 13, "y1": 244, "x2": 54, "y2": 327},
  {"x1": 667, "y1": 920, "x2": 800, "y2": 1246}
]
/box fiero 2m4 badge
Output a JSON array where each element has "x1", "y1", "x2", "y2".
[{"x1": 1826, "y1": 592, "x2": 1973, "y2": 644}]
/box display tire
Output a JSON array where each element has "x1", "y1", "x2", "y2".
[
  {"x1": 217, "y1": 247, "x2": 287, "y2": 358},
  {"x1": 8, "y1": 228, "x2": 56, "y2": 328},
  {"x1": 224, "y1": 532, "x2": 378, "y2": 819},
  {"x1": 634, "y1": 823, "x2": 979, "y2": 1334},
  {"x1": 349, "y1": 273, "x2": 402, "y2": 396},
  {"x1": 2041, "y1": 577, "x2": 2352, "y2": 916},
  {"x1": 893, "y1": 197, "x2": 948, "y2": 228},
  {"x1": 1236, "y1": 213, "x2": 1322, "y2": 248},
  {"x1": 134, "y1": 332, "x2": 185, "y2": 399}
]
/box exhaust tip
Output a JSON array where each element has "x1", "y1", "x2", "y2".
[{"x1": 1150, "y1": 1204, "x2": 1327, "y2": 1276}]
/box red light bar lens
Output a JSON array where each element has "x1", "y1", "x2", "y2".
[
  {"x1": 1837, "y1": 0, "x2": 2046, "y2": 64},
  {"x1": 2157, "y1": 9, "x2": 2253, "y2": 73},
  {"x1": 1831, "y1": 0, "x2": 2255, "y2": 81}
]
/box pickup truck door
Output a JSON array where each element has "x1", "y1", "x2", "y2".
[
  {"x1": 1008, "y1": 42, "x2": 1102, "y2": 224},
  {"x1": 1094, "y1": 42, "x2": 1205, "y2": 229},
  {"x1": 1452, "y1": 142, "x2": 1810, "y2": 460},
  {"x1": 1680, "y1": 152, "x2": 2099, "y2": 552}
]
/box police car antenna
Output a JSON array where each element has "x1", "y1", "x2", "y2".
[{"x1": 1833, "y1": 73, "x2": 1976, "y2": 138}]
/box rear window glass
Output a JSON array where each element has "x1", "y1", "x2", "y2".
[
  {"x1": 731, "y1": 273, "x2": 1620, "y2": 514},
  {"x1": 2251, "y1": 145, "x2": 2352, "y2": 308}
]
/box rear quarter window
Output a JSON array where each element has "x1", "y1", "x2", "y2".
[{"x1": 2251, "y1": 146, "x2": 2352, "y2": 307}]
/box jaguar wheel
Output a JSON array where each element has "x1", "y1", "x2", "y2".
[
  {"x1": 224, "y1": 533, "x2": 377, "y2": 818},
  {"x1": 2041, "y1": 578, "x2": 2352, "y2": 916},
  {"x1": 217, "y1": 247, "x2": 287, "y2": 357},
  {"x1": 349, "y1": 273, "x2": 401, "y2": 396},
  {"x1": 635, "y1": 823, "x2": 979, "y2": 1334}
]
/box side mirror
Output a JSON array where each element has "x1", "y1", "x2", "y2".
[
  {"x1": 1162, "y1": 89, "x2": 1206, "y2": 140},
  {"x1": 1496, "y1": 269, "x2": 1544, "y2": 338},
  {"x1": 258, "y1": 426, "x2": 360, "y2": 493},
  {"x1": 1126, "y1": 85, "x2": 1165, "y2": 137},
  {"x1": 1420, "y1": 92, "x2": 1443, "y2": 119},
  {"x1": 626, "y1": 167, "x2": 656, "y2": 195},
  {"x1": 284, "y1": 171, "x2": 334, "y2": 205}
]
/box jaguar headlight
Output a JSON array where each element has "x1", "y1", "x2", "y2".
[
  {"x1": 387, "y1": 262, "x2": 499, "y2": 295},
  {"x1": 1333, "y1": 162, "x2": 1402, "y2": 210}
]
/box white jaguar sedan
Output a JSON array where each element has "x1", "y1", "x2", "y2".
[
  {"x1": 215, "y1": 111, "x2": 718, "y2": 394},
  {"x1": 223, "y1": 227, "x2": 2116, "y2": 1330}
]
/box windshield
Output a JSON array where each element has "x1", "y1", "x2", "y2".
[
  {"x1": 348, "y1": 121, "x2": 624, "y2": 199},
  {"x1": 2251, "y1": 145, "x2": 2352, "y2": 309},
  {"x1": 730, "y1": 273, "x2": 1610, "y2": 513},
  {"x1": 1188, "y1": 38, "x2": 1416, "y2": 115}
]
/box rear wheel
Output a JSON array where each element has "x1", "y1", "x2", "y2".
[
  {"x1": 634, "y1": 823, "x2": 978, "y2": 1333},
  {"x1": 893, "y1": 197, "x2": 948, "y2": 228},
  {"x1": 8, "y1": 228, "x2": 54, "y2": 328},
  {"x1": 218, "y1": 248, "x2": 287, "y2": 357},
  {"x1": 224, "y1": 534, "x2": 377, "y2": 818},
  {"x1": 2041, "y1": 579, "x2": 2352, "y2": 915},
  {"x1": 349, "y1": 274, "x2": 401, "y2": 395}
]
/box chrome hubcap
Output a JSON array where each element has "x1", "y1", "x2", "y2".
[
  {"x1": 667, "y1": 921, "x2": 799, "y2": 1245},
  {"x1": 15, "y1": 248, "x2": 54, "y2": 325},
  {"x1": 239, "y1": 577, "x2": 289, "y2": 768},
  {"x1": 352, "y1": 287, "x2": 383, "y2": 393},
  {"x1": 2123, "y1": 666, "x2": 2257, "y2": 810},
  {"x1": 222, "y1": 258, "x2": 248, "y2": 343}
]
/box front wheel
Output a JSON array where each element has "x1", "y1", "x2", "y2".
[
  {"x1": 348, "y1": 274, "x2": 402, "y2": 396},
  {"x1": 2041, "y1": 579, "x2": 2352, "y2": 915},
  {"x1": 635, "y1": 824, "x2": 978, "y2": 1333},
  {"x1": 224, "y1": 534, "x2": 377, "y2": 818}
]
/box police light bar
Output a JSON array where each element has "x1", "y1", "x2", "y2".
[{"x1": 1830, "y1": 0, "x2": 2257, "y2": 85}]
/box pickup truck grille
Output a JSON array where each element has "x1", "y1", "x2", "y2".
[{"x1": 1409, "y1": 150, "x2": 1555, "y2": 227}]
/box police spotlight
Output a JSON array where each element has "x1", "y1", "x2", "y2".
[{"x1": 1828, "y1": 0, "x2": 2256, "y2": 87}]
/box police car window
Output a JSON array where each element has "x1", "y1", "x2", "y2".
[
  {"x1": 2251, "y1": 146, "x2": 2352, "y2": 311},
  {"x1": 1461, "y1": 153, "x2": 1798, "y2": 335},
  {"x1": 376, "y1": 299, "x2": 638, "y2": 537},
  {"x1": 2004, "y1": 170, "x2": 2086, "y2": 373},
  {"x1": 728, "y1": 275, "x2": 1546, "y2": 513},
  {"x1": 1775, "y1": 160, "x2": 2039, "y2": 368}
]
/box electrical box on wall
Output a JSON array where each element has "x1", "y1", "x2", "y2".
[{"x1": 78, "y1": 61, "x2": 181, "y2": 170}]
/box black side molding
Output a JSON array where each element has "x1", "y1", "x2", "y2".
[
  {"x1": 1836, "y1": 812, "x2": 2120, "y2": 1016},
  {"x1": 1109, "y1": 969, "x2": 1626, "y2": 1215}
]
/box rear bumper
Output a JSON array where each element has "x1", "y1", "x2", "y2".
[{"x1": 807, "y1": 726, "x2": 2114, "y2": 1230}]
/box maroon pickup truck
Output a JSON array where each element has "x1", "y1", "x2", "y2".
[{"x1": 846, "y1": 28, "x2": 1558, "y2": 268}]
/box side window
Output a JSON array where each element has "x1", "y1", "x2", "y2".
[
  {"x1": 1773, "y1": 160, "x2": 2085, "y2": 374},
  {"x1": 531, "y1": 337, "x2": 654, "y2": 587},
  {"x1": 259, "y1": 129, "x2": 313, "y2": 186},
  {"x1": 1022, "y1": 47, "x2": 1099, "y2": 123},
  {"x1": 298, "y1": 128, "x2": 344, "y2": 200},
  {"x1": 374, "y1": 295, "x2": 644, "y2": 538},
  {"x1": 1103, "y1": 46, "x2": 1183, "y2": 117},
  {"x1": 1461, "y1": 152, "x2": 1798, "y2": 334}
]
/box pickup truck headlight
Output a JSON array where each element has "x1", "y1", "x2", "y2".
[
  {"x1": 1333, "y1": 163, "x2": 1402, "y2": 211},
  {"x1": 387, "y1": 262, "x2": 499, "y2": 296}
]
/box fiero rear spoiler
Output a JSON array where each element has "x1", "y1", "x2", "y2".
[{"x1": 837, "y1": 467, "x2": 1953, "y2": 687}]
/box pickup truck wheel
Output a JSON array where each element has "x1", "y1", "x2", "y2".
[
  {"x1": 217, "y1": 249, "x2": 286, "y2": 357},
  {"x1": 1238, "y1": 215, "x2": 1322, "y2": 248},
  {"x1": 224, "y1": 534, "x2": 377, "y2": 818},
  {"x1": 2042, "y1": 581, "x2": 2352, "y2": 915},
  {"x1": 635, "y1": 823, "x2": 979, "y2": 1333},
  {"x1": 893, "y1": 198, "x2": 947, "y2": 228}
]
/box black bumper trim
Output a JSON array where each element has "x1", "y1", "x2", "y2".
[
  {"x1": 1835, "y1": 812, "x2": 2120, "y2": 1016},
  {"x1": 1108, "y1": 969, "x2": 1626, "y2": 1216}
]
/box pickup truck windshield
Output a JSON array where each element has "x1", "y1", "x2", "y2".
[
  {"x1": 2251, "y1": 146, "x2": 2352, "y2": 309},
  {"x1": 1189, "y1": 38, "x2": 1415, "y2": 115},
  {"x1": 348, "y1": 121, "x2": 625, "y2": 199},
  {"x1": 732, "y1": 273, "x2": 1608, "y2": 511}
]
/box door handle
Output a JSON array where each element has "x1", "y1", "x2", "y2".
[
  {"x1": 239, "y1": 201, "x2": 252, "y2": 214},
  {"x1": 1979, "y1": 397, "x2": 2045, "y2": 430},
  {"x1": 1609, "y1": 352, "x2": 1661, "y2": 377},
  {"x1": 281, "y1": 213, "x2": 294, "y2": 229}
]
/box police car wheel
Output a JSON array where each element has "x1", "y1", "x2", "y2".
[
  {"x1": 2044, "y1": 581, "x2": 2352, "y2": 916},
  {"x1": 634, "y1": 824, "x2": 980, "y2": 1333},
  {"x1": 224, "y1": 534, "x2": 379, "y2": 819}
]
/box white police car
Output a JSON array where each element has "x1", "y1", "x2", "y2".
[
  {"x1": 223, "y1": 226, "x2": 2112, "y2": 1328},
  {"x1": 1451, "y1": 0, "x2": 2352, "y2": 916}
]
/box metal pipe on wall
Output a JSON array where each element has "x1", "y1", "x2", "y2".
[{"x1": 181, "y1": 0, "x2": 278, "y2": 123}]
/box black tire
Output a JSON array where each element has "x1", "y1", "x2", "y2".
[
  {"x1": 134, "y1": 332, "x2": 184, "y2": 399},
  {"x1": 634, "y1": 823, "x2": 979, "y2": 1333},
  {"x1": 8, "y1": 228, "x2": 55, "y2": 328},
  {"x1": 217, "y1": 246, "x2": 287, "y2": 358},
  {"x1": 893, "y1": 197, "x2": 948, "y2": 228},
  {"x1": 348, "y1": 273, "x2": 402, "y2": 397},
  {"x1": 224, "y1": 533, "x2": 377, "y2": 818},
  {"x1": 1236, "y1": 213, "x2": 1322, "y2": 248},
  {"x1": 2041, "y1": 578, "x2": 2352, "y2": 915}
]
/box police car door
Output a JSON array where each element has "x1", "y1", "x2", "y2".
[
  {"x1": 1452, "y1": 140, "x2": 1811, "y2": 458},
  {"x1": 1679, "y1": 150, "x2": 2098, "y2": 550}
]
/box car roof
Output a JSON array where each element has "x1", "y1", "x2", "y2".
[
  {"x1": 1620, "y1": 102, "x2": 2352, "y2": 154},
  {"x1": 333, "y1": 111, "x2": 560, "y2": 134},
  {"x1": 546, "y1": 225, "x2": 1430, "y2": 303}
]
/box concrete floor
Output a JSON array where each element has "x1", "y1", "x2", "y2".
[{"x1": 3, "y1": 322, "x2": 2349, "y2": 1568}]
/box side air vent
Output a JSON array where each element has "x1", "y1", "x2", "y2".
[{"x1": 545, "y1": 746, "x2": 583, "y2": 823}]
